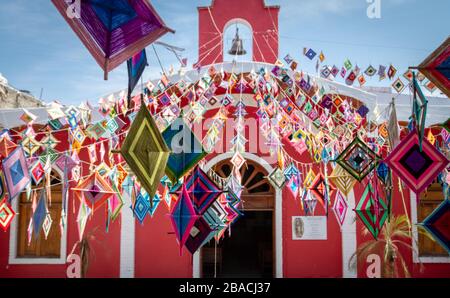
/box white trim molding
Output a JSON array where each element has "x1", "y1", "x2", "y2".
[
  {"x1": 342, "y1": 190, "x2": 357, "y2": 277},
  {"x1": 120, "y1": 192, "x2": 135, "y2": 277},
  {"x1": 410, "y1": 190, "x2": 450, "y2": 264},
  {"x1": 8, "y1": 194, "x2": 68, "y2": 265},
  {"x1": 194, "y1": 152, "x2": 283, "y2": 277}
]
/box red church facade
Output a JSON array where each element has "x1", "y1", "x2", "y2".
[{"x1": 1, "y1": 0, "x2": 449, "y2": 278}]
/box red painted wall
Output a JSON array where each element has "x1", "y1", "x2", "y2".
[{"x1": 197, "y1": 0, "x2": 279, "y2": 66}]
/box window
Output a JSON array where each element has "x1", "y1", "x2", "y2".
[
  {"x1": 417, "y1": 180, "x2": 448, "y2": 257},
  {"x1": 9, "y1": 171, "x2": 67, "y2": 264}
]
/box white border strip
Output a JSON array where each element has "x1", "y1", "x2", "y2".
[
  {"x1": 120, "y1": 192, "x2": 135, "y2": 277},
  {"x1": 342, "y1": 190, "x2": 357, "y2": 277}
]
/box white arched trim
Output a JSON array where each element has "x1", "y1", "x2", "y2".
[{"x1": 193, "y1": 152, "x2": 283, "y2": 278}]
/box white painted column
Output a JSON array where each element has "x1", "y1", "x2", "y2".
[
  {"x1": 342, "y1": 190, "x2": 357, "y2": 278},
  {"x1": 120, "y1": 193, "x2": 135, "y2": 278},
  {"x1": 275, "y1": 188, "x2": 283, "y2": 278},
  {"x1": 193, "y1": 252, "x2": 200, "y2": 278}
]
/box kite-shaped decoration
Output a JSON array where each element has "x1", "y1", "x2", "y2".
[
  {"x1": 333, "y1": 191, "x2": 348, "y2": 228},
  {"x1": 284, "y1": 163, "x2": 301, "y2": 181},
  {"x1": 120, "y1": 103, "x2": 170, "y2": 201},
  {"x1": 133, "y1": 192, "x2": 150, "y2": 224},
  {"x1": 184, "y1": 217, "x2": 214, "y2": 255},
  {"x1": 230, "y1": 152, "x2": 246, "y2": 170},
  {"x1": 0, "y1": 136, "x2": 18, "y2": 159},
  {"x1": 128, "y1": 49, "x2": 148, "y2": 100},
  {"x1": 53, "y1": 154, "x2": 78, "y2": 178},
  {"x1": 163, "y1": 117, "x2": 207, "y2": 183},
  {"x1": 21, "y1": 136, "x2": 42, "y2": 156},
  {"x1": 336, "y1": 137, "x2": 380, "y2": 182},
  {"x1": 109, "y1": 191, "x2": 124, "y2": 221},
  {"x1": 30, "y1": 161, "x2": 45, "y2": 185},
  {"x1": 2, "y1": 147, "x2": 30, "y2": 200},
  {"x1": 418, "y1": 37, "x2": 450, "y2": 98},
  {"x1": 33, "y1": 190, "x2": 47, "y2": 237},
  {"x1": 0, "y1": 199, "x2": 16, "y2": 231},
  {"x1": 309, "y1": 173, "x2": 335, "y2": 207},
  {"x1": 170, "y1": 184, "x2": 198, "y2": 255},
  {"x1": 376, "y1": 162, "x2": 391, "y2": 185},
  {"x1": 72, "y1": 172, "x2": 116, "y2": 212},
  {"x1": 303, "y1": 169, "x2": 316, "y2": 188},
  {"x1": 419, "y1": 199, "x2": 450, "y2": 254},
  {"x1": 181, "y1": 166, "x2": 223, "y2": 215},
  {"x1": 42, "y1": 214, "x2": 53, "y2": 240},
  {"x1": 329, "y1": 165, "x2": 356, "y2": 197},
  {"x1": 40, "y1": 134, "x2": 60, "y2": 150},
  {"x1": 302, "y1": 190, "x2": 318, "y2": 216},
  {"x1": 385, "y1": 131, "x2": 449, "y2": 195},
  {"x1": 148, "y1": 194, "x2": 161, "y2": 217},
  {"x1": 412, "y1": 74, "x2": 428, "y2": 150},
  {"x1": 77, "y1": 200, "x2": 91, "y2": 240},
  {"x1": 51, "y1": 0, "x2": 174, "y2": 79},
  {"x1": 268, "y1": 167, "x2": 287, "y2": 189},
  {"x1": 354, "y1": 183, "x2": 388, "y2": 240}
]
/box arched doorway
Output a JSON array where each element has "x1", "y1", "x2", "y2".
[{"x1": 201, "y1": 159, "x2": 275, "y2": 277}]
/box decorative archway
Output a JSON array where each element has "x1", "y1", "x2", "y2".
[{"x1": 192, "y1": 152, "x2": 283, "y2": 277}]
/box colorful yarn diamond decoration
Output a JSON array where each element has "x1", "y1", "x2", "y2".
[
  {"x1": 148, "y1": 194, "x2": 161, "y2": 217},
  {"x1": 302, "y1": 190, "x2": 318, "y2": 216},
  {"x1": 419, "y1": 199, "x2": 450, "y2": 253},
  {"x1": 185, "y1": 217, "x2": 214, "y2": 255},
  {"x1": 33, "y1": 190, "x2": 47, "y2": 237},
  {"x1": 385, "y1": 131, "x2": 449, "y2": 195},
  {"x1": 303, "y1": 169, "x2": 316, "y2": 188},
  {"x1": 77, "y1": 200, "x2": 91, "y2": 240},
  {"x1": 412, "y1": 74, "x2": 428, "y2": 150},
  {"x1": 170, "y1": 184, "x2": 199, "y2": 255},
  {"x1": 336, "y1": 137, "x2": 380, "y2": 182},
  {"x1": 42, "y1": 213, "x2": 53, "y2": 240},
  {"x1": 163, "y1": 117, "x2": 207, "y2": 183},
  {"x1": 72, "y1": 172, "x2": 116, "y2": 212},
  {"x1": 0, "y1": 199, "x2": 15, "y2": 231},
  {"x1": 30, "y1": 161, "x2": 45, "y2": 185},
  {"x1": 284, "y1": 163, "x2": 301, "y2": 181},
  {"x1": 133, "y1": 192, "x2": 150, "y2": 224},
  {"x1": 230, "y1": 152, "x2": 246, "y2": 170},
  {"x1": 53, "y1": 154, "x2": 78, "y2": 178},
  {"x1": 376, "y1": 162, "x2": 391, "y2": 185},
  {"x1": 329, "y1": 165, "x2": 356, "y2": 197},
  {"x1": 181, "y1": 166, "x2": 223, "y2": 215},
  {"x1": 333, "y1": 191, "x2": 348, "y2": 228},
  {"x1": 21, "y1": 136, "x2": 42, "y2": 156},
  {"x1": 392, "y1": 78, "x2": 406, "y2": 93},
  {"x1": 0, "y1": 136, "x2": 17, "y2": 159},
  {"x1": 51, "y1": 0, "x2": 173, "y2": 79},
  {"x1": 309, "y1": 173, "x2": 335, "y2": 207},
  {"x1": 354, "y1": 183, "x2": 389, "y2": 240},
  {"x1": 268, "y1": 167, "x2": 287, "y2": 189},
  {"x1": 2, "y1": 147, "x2": 31, "y2": 200},
  {"x1": 120, "y1": 103, "x2": 170, "y2": 202}
]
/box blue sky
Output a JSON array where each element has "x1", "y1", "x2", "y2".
[{"x1": 0, "y1": 0, "x2": 449, "y2": 105}]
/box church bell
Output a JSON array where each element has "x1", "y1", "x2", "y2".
[{"x1": 228, "y1": 27, "x2": 247, "y2": 56}]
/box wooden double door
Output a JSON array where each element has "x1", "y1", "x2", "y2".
[{"x1": 201, "y1": 159, "x2": 275, "y2": 278}]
